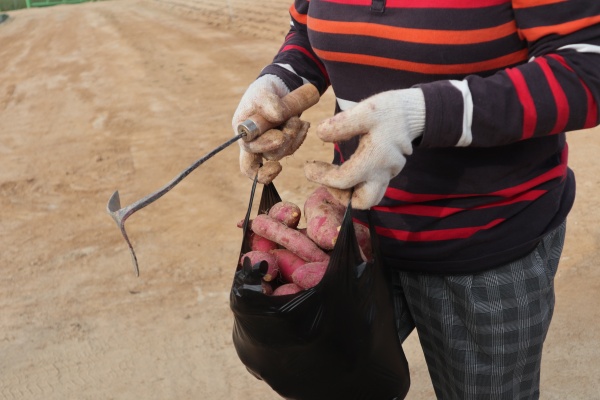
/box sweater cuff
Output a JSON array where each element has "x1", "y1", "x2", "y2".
[{"x1": 418, "y1": 81, "x2": 466, "y2": 148}]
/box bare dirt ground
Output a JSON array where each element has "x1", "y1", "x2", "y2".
[{"x1": 0, "y1": 1, "x2": 599, "y2": 398}]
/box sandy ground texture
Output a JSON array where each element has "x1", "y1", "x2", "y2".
[{"x1": 1, "y1": 1, "x2": 599, "y2": 399}]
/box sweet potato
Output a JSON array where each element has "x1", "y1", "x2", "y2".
[
  {"x1": 272, "y1": 283, "x2": 303, "y2": 296},
  {"x1": 261, "y1": 281, "x2": 273, "y2": 295},
  {"x1": 291, "y1": 261, "x2": 329, "y2": 289},
  {"x1": 268, "y1": 201, "x2": 301, "y2": 228},
  {"x1": 240, "y1": 250, "x2": 279, "y2": 282},
  {"x1": 249, "y1": 232, "x2": 278, "y2": 252},
  {"x1": 271, "y1": 249, "x2": 306, "y2": 283},
  {"x1": 353, "y1": 222, "x2": 372, "y2": 261},
  {"x1": 251, "y1": 214, "x2": 329, "y2": 263},
  {"x1": 304, "y1": 186, "x2": 346, "y2": 250}
]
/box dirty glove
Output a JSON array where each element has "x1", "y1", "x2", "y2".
[
  {"x1": 232, "y1": 74, "x2": 310, "y2": 184},
  {"x1": 304, "y1": 88, "x2": 425, "y2": 209}
]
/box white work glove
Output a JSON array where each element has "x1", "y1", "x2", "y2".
[
  {"x1": 232, "y1": 74, "x2": 310, "y2": 184},
  {"x1": 304, "y1": 88, "x2": 425, "y2": 209}
]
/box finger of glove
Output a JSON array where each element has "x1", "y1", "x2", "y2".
[
  {"x1": 232, "y1": 95, "x2": 259, "y2": 133},
  {"x1": 324, "y1": 187, "x2": 352, "y2": 207},
  {"x1": 255, "y1": 91, "x2": 290, "y2": 124},
  {"x1": 263, "y1": 118, "x2": 309, "y2": 161},
  {"x1": 239, "y1": 151, "x2": 282, "y2": 184},
  {"x1": 351, "y1": 180, "x2": 388, "y2": 210},
  {"x1": 316, "y1": 102, "x2": 376, "y2": 142},
  {"x1": 257, "y1": 160, "x2": 282, "y2": 184},
  {"x1": 304, "y1": 160, "x2": 387, "y2": 209},
  {"x1": 233, "y1": 99, "x2": 252, "y2": 124},
  {"x1": 306, "y1": 131, "x2": 387, "y2": 189},
  {"x1": 346, "y1": 131, "x2": 408, "y2": 181},
  {"x1": 239, "y1": 150, "x2": 263, "y2": 180},
  {"x1": 241, "y1": 128, "x2": 287, "y2": 153},
  {"x1": 304, "y1": 161, "x2": 364, "y2": 189}
]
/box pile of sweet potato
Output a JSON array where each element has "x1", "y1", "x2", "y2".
[{"x1": 239, "y1": 186, "x2": 372, "y2": 296}]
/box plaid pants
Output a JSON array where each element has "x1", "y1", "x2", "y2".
[{"x1": 391, "y1": 221, "x2": 566, "y2": 400}]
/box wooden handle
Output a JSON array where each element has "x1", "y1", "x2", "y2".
[{"x1": 237, "y1": 83, "x2": 320, "y2": 141}]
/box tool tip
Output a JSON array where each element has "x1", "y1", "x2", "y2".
[{"x1": 107, "y1": 190, "x2": 121, "y2": 213}]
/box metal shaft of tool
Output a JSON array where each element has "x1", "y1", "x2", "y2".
[
  {"x1": 108, "y1": 134, "x2": 242, "y2": 276},
  {"x1": 122, "y1": 133, "x2": 241, "y2": 220}
]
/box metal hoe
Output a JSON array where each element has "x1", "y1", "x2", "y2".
[{"x1": 107, "y1": 84, "x2": 320, "y2": 276}]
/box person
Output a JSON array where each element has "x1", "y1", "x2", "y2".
[{"x1": 231, "y1": 0, "x2": 600, "y2": 398}]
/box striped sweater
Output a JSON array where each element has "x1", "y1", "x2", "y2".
[{"x1": 259, "y1": 0, "x2": 600, "y2": 274}]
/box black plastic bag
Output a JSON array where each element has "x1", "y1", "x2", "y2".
[{"x1": 230, "y1": 180, "x2": 410, "y2": 400}]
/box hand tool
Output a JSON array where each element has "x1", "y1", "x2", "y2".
[{"x1": 107, "y1": 84, "x2": 320, "y2": 276}]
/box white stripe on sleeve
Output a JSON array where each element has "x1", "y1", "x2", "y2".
[
  {"x1": 558, "y1": 44, "x2": 600, "y2": 55},
  {"x1": 449, "y1": 80, "x2": 473, "y2": 147},
  {"x1": 274, "y1": 63, "x2": 310, "y2": 85}
]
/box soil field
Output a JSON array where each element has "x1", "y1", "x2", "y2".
[{"x1": 0, "y1": 1, "x2": 599, "y2": 399}]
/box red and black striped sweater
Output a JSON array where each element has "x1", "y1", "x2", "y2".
[{"x1": 259, "y1": 0, "x2": 600, "y2": 274}]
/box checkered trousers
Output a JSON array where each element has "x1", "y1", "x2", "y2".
[{"x1": 390, "y1": 221, "x2": 566, "y2": 400}]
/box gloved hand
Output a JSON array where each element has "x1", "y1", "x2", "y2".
[
  {"x1": 232, "y1": 74, "x2": 310, "y2": 184},
  {"x1": 304, "y1": 88, "x2": 425, "y2": 209}
]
